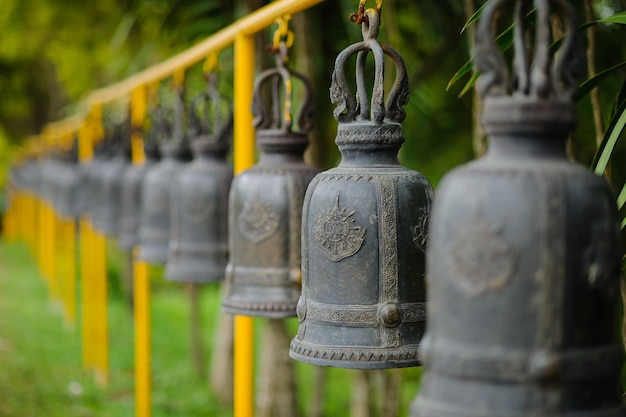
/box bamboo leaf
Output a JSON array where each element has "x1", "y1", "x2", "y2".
[
  {"x1": 618, "y1": 184, "x2": 626, "y2": 210},
  {"x1": 460, "y1": 2, "x2": 488, "y2": 34},
  {"x1": 593, "y1": 102, "x2": 626, "y2": 175},
  {"x1": 596, "y1": 11, "x2": 626, "y2": 25},
  {"x1": 576, "y1": 61, "x2": 626, "y2": 102}
]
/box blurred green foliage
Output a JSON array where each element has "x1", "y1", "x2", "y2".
[{"x1": 0, "y1": 0, "x2": 624, "y2": 187}]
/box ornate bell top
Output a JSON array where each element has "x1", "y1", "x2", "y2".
[
  {"x1": 476, "y1": 0, "x2": 586, "y2": 136},
  {"x1": 331, "y1": 9, "x2": 409, "y2": 148},
  {"x1": 188, "y1": 73, "x2": 232, "y2": 158},
  {"x1": 251, "y1": 42, "x2": 314, "y2": 154}
]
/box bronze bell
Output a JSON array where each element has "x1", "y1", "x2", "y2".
[
  {"x1": 165, "y1": 77, "x2": 233, "y2": 283},
  {"x1": 412, "y1": 1, "x2": 624, "y2": 416},
  {"x1": 91, "y1": 125, "x2": 131, "y2": 235},
  {"x1": 118, "y1": 128, "x2": 161, "y2": 250},
  {"x1": 289, "y1": 8, "x2": 433, "y2": 369},
  {"x1": 222, "y1": 42, "x2": 320, "y2": 318},
  {"x1": 137, "y1": 102, "x2": 192, "y2": 264}
]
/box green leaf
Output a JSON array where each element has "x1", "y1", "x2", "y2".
[
  {"x1": 576, "y1": 61, "x2": 626, "y2": 102},
  {"x1": 458, "y1": 72, "x2": 480, "y2": 98},
  {"x1": 596, "y1": 11, "x2": 626, "y2": 25},
  {"x1": 593, "y1": 101, "x2": 626, "y2": 175},
  {"x1": 460, "y1": 2, "x2": 488, "y2": 34},
  {"x1": 618, "y1": 183, "x2": 626, "y2": 210}
]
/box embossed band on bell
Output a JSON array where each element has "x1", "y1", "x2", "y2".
[{"x1": 290, "y1": 6, "x2": 433, "y2": 369}]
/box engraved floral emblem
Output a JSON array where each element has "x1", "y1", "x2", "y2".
[
  {"x1": 447, "y1": 213, "x2": 516, "y2": 297},
  {"x1": 239, "y1": 193, "x2": 280, "y2": 243},
  {"x1": 412, "y1": 206, "x2": 430, "y2": 252},
  {"x1": 314, "y1": 193, "x2": 365, "y2": 262}
]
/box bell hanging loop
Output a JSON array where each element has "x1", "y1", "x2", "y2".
[{"x1": 349, "y1": 0, "x2": 382, "y2": 25}]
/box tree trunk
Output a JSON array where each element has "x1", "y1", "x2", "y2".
[
  {"x1": 257, "y1": 319, "x2": 300, "y2": 417},
  {"x1": 308, "y1": 366, "x2": 325, "y2": 417},
  {"x1": 210, "y1": 283, "x2": 234, "y2": 402},
  {"x1": 350, "y1": 370, "x2": 375, "y2": 417},
  {"x1": 187, "y1": 283, "x2": 206, "y2": 379}
]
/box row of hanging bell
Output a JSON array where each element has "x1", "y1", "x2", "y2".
[
  {"x1": 165, "y1": 72, "x2": 233, "y2": 283},
  {"x1": 222, "y1": 40, "x2": 320, "y2": 317},
  {"x1": 289, "y1": 7, "x2": 433, "y2": 369},
  {"x1": 412, "y1": 0, "x2": 624, "y2": 416}
]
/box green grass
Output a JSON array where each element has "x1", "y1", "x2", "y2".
[{"x1": 0, "y1": 241, "x2": 422, "y2": 416}]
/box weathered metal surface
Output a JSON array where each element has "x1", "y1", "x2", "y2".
[
  {"x1": 289, "y1": 9, "x2": 433, "y2": 369},
  {"x1": 222, "y1": 42, "x2": 320, "y2": 317},
  {"x1": 165, "y1": 81, "x2": 233, "y2": 283},
  {"x1": 412, "y1": 1, "x2": 625, "y2": 416}
]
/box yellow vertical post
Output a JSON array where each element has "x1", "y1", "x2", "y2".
[
  {"x1": 79, "y1": 119, "x2": 95, "y2": 371},
  {"x1": 234, "y1": 33, "x2": 256, "y2": 417},
  {"x1": 134, "y1": 258, "x2": 151, "y2": 417},
  {"x1": 93, "y1": 229, "x2": 109, "y2": 387},
  {"x1": 131, "y1": 85, "x2": 151, "y2": 417},
  {"x1": 88, "y1": 104, "x2": 109, "y2": 388}
]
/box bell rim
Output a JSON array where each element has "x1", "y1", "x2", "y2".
[{"x1": 289, "y1": 339, "x2": 421, "y2": 369}]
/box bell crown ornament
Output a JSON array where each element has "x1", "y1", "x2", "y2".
[
  {"x1": 475, "y1": 0, "x2": 585, "y2": 134},
  {"x1": 290, "y1": 6, "x2": 433, "y2": 369},
  {"x1": 165, "y1": 72, "x2": 233, "y2": 283},
  {"x1": 222, "y1": 28, "x2": 320, "y2": 317},
  {"x1": 251, "y1": 40, "x2": 315, "y2": 152},
  {"x1": 411, "y1": 1, "x2": 624, "y2": 416}
]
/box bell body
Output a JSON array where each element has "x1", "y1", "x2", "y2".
[
  {"x1": 290, "y1": 122, "x2": 433, "y2": 369},
  {"x1": 165, "y1": 141, "x2": 232, "y2": 283},
  {"x1": 92, "y1": 155, "x2": 128, "y2": 235},
  {"x1": 118, "y1": 160, "x2": 153, "y2": 250},
  {"x1": 137, "y1": 146, "x2": 188, "y2": 264},
  {"x1": 222, "y1": 131, "x2": 319, "y2": 318},
  {"x1": 412, "y1": 99, "x2": 624, "y2": 416}
]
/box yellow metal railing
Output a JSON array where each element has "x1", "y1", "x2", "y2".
[{"x1": 4, "y1": 1, "x2": 328, "y2": 416}]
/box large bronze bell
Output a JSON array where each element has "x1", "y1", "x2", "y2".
[
  {"x1": 412, "y1": 1, "x2": 625, "y2": 416},
  {"x1": 92, "y1": 123, "x2": 131, "y2": 236},
  {"x1": 118, "y1": 130, "x2": 161, "y2": 250},
  {"x1": 137, "y1": 102, "x2": 192, "y2": 264},
  {"x1": 222, "y1": 42, "x2": 320, "y2": 318},
  {"x1": 165, "y1": 78, "x2": 233, "y2": 283},
  {"x1": 289, "y1": 9, "x2": 433, "y2": 369}
]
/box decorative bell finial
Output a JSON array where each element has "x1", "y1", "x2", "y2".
[
  {"x1": 222, "y1": 23, "x2": 320, "y2": 318},
  {"x1": 165, "y1": 69, "x2": 233, "y2": 283},
  {"x1": 289, "y1": 6, "x2": 433, "y2": 369},
  {"x1": 412, "y1": 1, "x2": 624, "y2": 416}
]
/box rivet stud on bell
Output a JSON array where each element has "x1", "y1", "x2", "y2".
[
  {"x1": 412, "y1": 1, "x2": 624, "y2": 416},
  {"x1": 289, "y1": 7, "x2": 434, "y2": 369}
]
